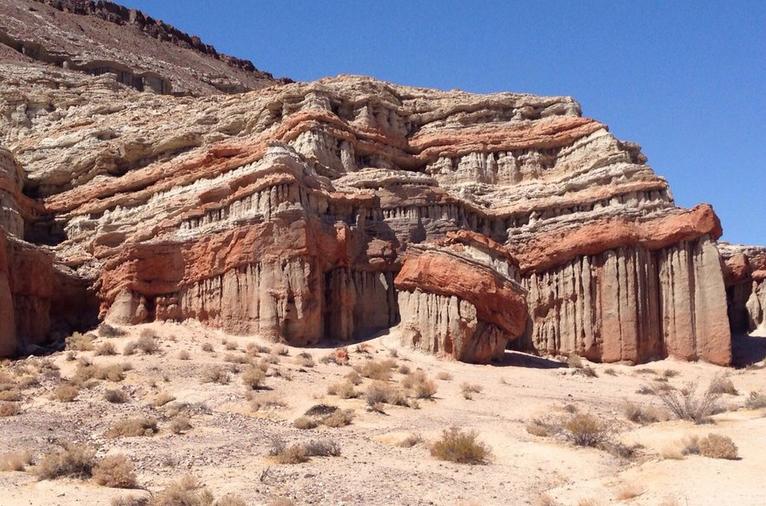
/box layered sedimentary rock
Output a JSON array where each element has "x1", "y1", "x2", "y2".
[
  {"x1": 720, "y1": 243, "x2": 766, "y2": 333},
  {"x1": 395, "y1": 232, "x2": 527, "y2": 362},
  {"x1": 0, "y1": 1, "x2": 743, "y2": 363}
]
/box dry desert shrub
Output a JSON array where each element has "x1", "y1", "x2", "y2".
[
  {"x1": 636, "y1": 385, "x2": 654, "y2": 395},
  {"x1": 320, "y1": 409, "x2": 354, "y2": 428},
  {"x1": 303, "y1": 439, "x2": 342, "y2": 457},
  {"x1": 152, "y1": 475, "x2": 214, "y2": 506},
  {"x1": 272, "y1": 344, "x2": 289, "y2": 356},
  {"x1": 294, "y1": 352, "x2": 315, "y2": 368},
  {"x1": 241, "y1": 366, "x2": 265, "y2": 390},
  {"x1": 567, "y1": 354, "x2": 584, "y2": 368},
  {"x1": 0, "y1": 388, "x2": 21, "y2": 401},
  {"x1": 93, "y1": 455, "x2": 138, "y2": 488},
  {"x1": 267, "y1": 498, "x2": 295, "y2": 506},
  {"x1": 99, "y1": 323, "x2": 126, "y2": 338},
  {"x1": 708, "y1": 374, "x2": 738, "y2": 395},
  {"x1": 52, "y1": 384, "x2": 79, "y2": 402},
  {"x1": 105, "y1": 389, "x2": 129, "y2": 404},
  {"x1": 250, "y1": 394, "x2": 287, "y2": 411},
  {"x1": 153, "y1": 392, "x2": 175, "y2": 407},
  {"x1": 745, "y1": 391, "x2": 766, "y2": 409},
  {"x1": 293, "y1": 416, "x2": 318, "y2": 430},
  {"x1": 135, "y1": 335, "x2": 160, "y2": 354},
  {"x1": 112, "y1": 496, "x2": 149, "y2": 506},
  {"x1": 177, "y1": 350, "x2": 190, "y2": 360},
  {"x1": 67, "y1": 332, "x2": 95, "y2": 351},
  {"x1": 564, "y1": 413, "x2": 609, "y2": 447},
  {"x1": 201, "y1": 343, "x2": 214, "y2": 353},
  {"x1": 95, "y1": 342, "x2": 117, "y2": 356},
  {"x1": 526, "y1": 418, "x2": 553, "y2": 437},
  {"x1": 224, "y1": 353, "x2": 248, "y2": 364},
  {"x1": 460, "y1": 382, "x2": 483, "y2": 400},
  {"x1": 697, "y1": 433, "x2": 739, "y2": 460},
  {"x1": 34, "y1": 442, "x2": 96, "y2": 480},
  {"x1": 201, "y1": 366, "x2": 230, "y2": 385},
  {"x1": 615, "y1": 482, "x2": 645, "y2": 500},
  {"x1": 365, "y1": 381, "x2": 408, "y2": 409},
  {"x1": 356, "y1": 359, "x2": 394, "y2": 381},
  {"x1": 224, "y1": 340, "x2": 238, "y2": 351},
  {"x1": 106, "y1": 417, "x2": 159, "y2": 438},
  {"x1": 269, "y1": 439, "x2": 308, "y2": 465},
  {"x1": 653, "y1": 381, "x2": 721, "y2": 424},
  {"x1": 664, "y1": 369, "x2": 680, "y2": 378},
  {"x1": 304, "y1": 404, "x2": 337, "y2": 417},
  {"x1": 430, "y1": 427, "x2": 491, "y2": 464},
  {"x1": 398, "y1": 433, "x2": 424, "y2": 448},
  {"x1": 170, "y1": 416, "x2": 192, "y2": 434},
  {"x1": 122, "y1": 341, "x2": 138, "y2": 356},
  {"x1": 327, "y1": 380, "x2": 358, "y2": 399},
  {"x1": 403, "y1": 371, "x2": 437, "y2": 399},
  {"x1": 623, "y1": 401, "x2": 662, "y2": 424},
  {"x1": 345, "y1": 370, "x2": 363, "y2": 385},
  {"x1": 398, "y1": 364, "x2": 411, "y2": 375},
  {"x1": 603, "y1": 368, "x2": 618, "y2": 376},
  {"x1": 215, "y1": 495, "x2": 247, "y2": 506},
  {"x1": 0, "y1": 450, "x2": 33, "y2": 471}
]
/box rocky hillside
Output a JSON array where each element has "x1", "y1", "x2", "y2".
[
  {"x1": 0, "y1": 0, "x2": 284, "y2": 95},
  {"x1": 0, "y1": 0, "x2": 760, "y2": 365}
]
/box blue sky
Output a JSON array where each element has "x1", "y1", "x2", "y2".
[{"x1": 124, "y1": 1, "x2": 765, "y2": 245}]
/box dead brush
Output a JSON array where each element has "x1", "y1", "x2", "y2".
[
  {"x1": 365, "y1": 381, "x2": 409, "y2": 409},
  {"x1": 708, "y1": 374, "x2": 738, "y2": 395},
  {"x1": 241, "y1": 366, "x2": 266, "y2": 390},
  {"x1": 653, "y1": 381, "x2": 722, "y2": 424},
  {"x1": 0, "y1": 401, "x2": 20, "y2": 416},
  {"x1": 152, "y1": 392, "x2": 175, "y2": 407},
  {"x1": 94, "y1": 342, "x2": 117, "y2": 356},
  {"x1": 170, "y1": 417, "x2": 192, "y2": 435},
  {"x1": 303, "y1": 439, "x2": 342, "y2": 457},
  {"x1": 293, "y1": 416, "x2": 318, "y2": 430},
  {"x1": 320, "y1": 409, "x2": 355, "y2": 427},
  {"x1": 66, "y1": 332, "x2": 95, "y2": 351},
  {"x1": 34, "y1": 442, "x2": 96, "y2": 480},
  {"x1": 294, "y1": 352, "x2": 315, "y2": 368},
  {"x1": 697, "y1": 433, "x2": 739, "y2": 460},
  {"x1": 201, "y1": 366, "x2": 230, "y2": 385},
  {"x1": 152, "y1": 475, "x2": 213, "y2": 506},
  {"x1": 105, "y1": 417, "x2": 159, "y2": 438},
  {"x1": 250, "y1": 394, "x2": 287, "y2": 412},
  {"x1": 98, "y1": 323, "x2": 126, "y2": 338},
  {"x1": 92, "y1": 455, "x2": 137, "y2": 488},
  {"x1": 430, "y1": 427, "x2": 491, "y2": 464},
  {"x1": 745, "y1": 391, "x2": 766, "y2": 409},
  {"x1": 623, "y1": 401, "x2": 662, "y2": 424},
  {"x1": 356, "y1": 359, "x2": 396, "y2": 381},
  {"x1": 0, "y1": 388, "x2": 21, "y2": 401},
  {"x1": 135, "y1": 335, "x2": 159, "y2": 354},
  {"x1": 0, "y1": 450, "x2": 33, "y2": 471},
  {"x1": 402, "y1": 371, "x2": 438, "y2": 399},
  {"x1": 564, "y1": 413, "x2": 610, "y2": 447},
  {"x1": 51, "y1": 384, "x2": 79, "y2": 402},
  {"x1": 460, "y1": 382, "x2": 483, "y2": 400},
  {"x1": 327, "y1": 380, "x2": 359, "y2": 399},
  {"x1": 398, "y1": 433, "x2": 424, "y2": 447},
  {"x1": 104, "y1": 389, "x2": 129, "y2": 404}
]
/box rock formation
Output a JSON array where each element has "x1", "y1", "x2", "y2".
[
  {"x1": 720, "y1": 243, "x2": 766, "y2": 333},
  {"x1": 0, "y1": 0, "x2": 751, "y2": 365},
  {"x1": 396, "y1": 231, "x2": 527, "y2": 362}
]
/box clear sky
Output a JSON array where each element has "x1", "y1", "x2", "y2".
[{"x1": 123, "y1": 0, "x2": 766, "y2": 245}]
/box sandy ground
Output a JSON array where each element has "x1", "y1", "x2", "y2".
[{"x1": 0, "y1": 322, "x2": 764, "y2": 506}]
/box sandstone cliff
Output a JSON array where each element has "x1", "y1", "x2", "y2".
[
  {"x1": 0, "y1": 1, "x2": 747, "y2": 365},
  {"x1": 720, "y1": 243, "x2": 766, "y2": 333}
]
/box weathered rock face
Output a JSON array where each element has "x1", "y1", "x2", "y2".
[
  {"x1": 0, "y1": 0, "x2": 282, "y2": 95},
  {"x1": 720, "y1": 243, "x2": 766, "y2": 333},
  {"x1": 0, "y1": 1, "x2": 746, "y2": 363},
  {"x1": 395, "y1": 232, "x2": 527, "y2": 362}
]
